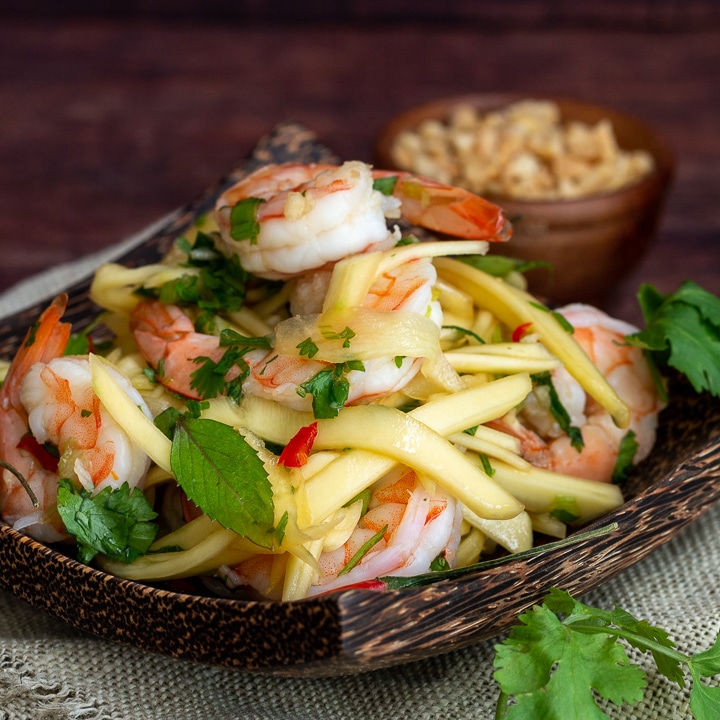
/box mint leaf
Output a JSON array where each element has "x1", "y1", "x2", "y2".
[
  {"x1": 57, "y1": 479, "x2": 158, "y2": 564},
  {"x1": 170, "y1": 417, "x2": 274, "y2": 548}
]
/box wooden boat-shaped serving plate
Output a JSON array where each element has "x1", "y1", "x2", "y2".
[{"x1": 1, "y1": 123, "x2": 719, "y2": 678}]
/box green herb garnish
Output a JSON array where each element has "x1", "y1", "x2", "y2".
[
  {"x1": 170, "y1": 416, "x2": 274, "y2": 549},
  {"x1": 625, "y1": 281, "x2": 720, "y2": 400},
  {"x1": 56, "y1": 479, "x2": 159, "y2": 564},
  {"x1": 532, "y1": 372, "x2": 584, "y2": 451},
  {"x1": 494, "y1": 587, "x2": 720, "y2": 720}
]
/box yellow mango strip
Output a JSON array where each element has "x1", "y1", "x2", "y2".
[
  {"x1": 444, "y1": 341, "x2": 562, "y2": 375},
  {"x1": 224, "y1": 305, "x2": 274, "y2": 336},
  {"x1": 89, "y1": 354, "x2": 172, "y2": 474},
  {"x1": 447, "y1": 431, "x2": 530, "y2": 470},
  {"x1": 434, "y1": 257, "x2": 630, "y2": 428},
  {"x1": 528, "y1": 511, "x2": 568, "y2": 539},
  {"x1": 489, "y1": 460, "x2": 624, "y2": 524},
  {"x1": 90, "y1": 262, "x2": 194, "y2": 314},
  {"x1": 202, "y1": 395, "x2": 313, "y2": 446},
  {"x1": 297, "y1": 374, "x2": 531, "y2": 527},
  {"x1": 100, "y1": 525, "x2": 268, "y2": 581},
  {"x1": 322, "y1": 251, "x2": 384, "y2": 314},
  {"x1": 282, "y1": 537, "x2": 325, "y2": 602},
  {"x1": 435, "y1": 277, "x2": 475, "y2": 328},
  {"x1": 455, "y1": 526, "x2": 485, "y2": 568},
  {"x1": 461, "y1": 507, "x2": 533, "y2": 554}
]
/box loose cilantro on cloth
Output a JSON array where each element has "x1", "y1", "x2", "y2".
[
  {"x1": 625, "y1": 281, "x2": 720, "y2": 399},
  {"x1": 56, "y1": 479, "x2": 159, "y2": 564},
  {"x1": 494, "y1": 588, "x2": 720, "y2": 720}
]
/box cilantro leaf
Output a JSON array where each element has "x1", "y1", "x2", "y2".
[
  {"x1": 297, "y1": 364, "x2": 353, "y2": 419},
  {"x1": 494, "y1": 601, "x2": 645, "y2": 719},
  {"x1": 494, "y1": 587, "x2": 720, "y2": 720},
  {"x1": 155, "y1": 232, "x2": 249, "y2": 332},
  {"x1": 56, "y1": 479, "x2": 158, "y2": 564},
  {"x1": 229, "y1": 197, "x2": 264, "y2": 244},
  {"x1": 170, "y1": 417, "x2": 274, "y2": 548},
  {"x1": 626, "y1": 281, "x2": 720, "y2": 397}
]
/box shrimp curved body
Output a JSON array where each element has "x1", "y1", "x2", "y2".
[
  {"x1": 0, "y1": 295, "x2": 71, "y2": 541},
  {"x1": 215, "y1": 161, "x2": 509, "y2": 280},
  {"x1": 308, "y1": 468, "x2": 462, "y2": 596},
  {"x1": 21, "y1": 356, "x2": 152, "y2": 495},
  {"x1": 131, "y1": 256, "x2": 443, "y2": 409},
  {"x1": 0, "y1": 295, "x2": 152, "y2": 541},
  {"x1": 244, "y1": 256, "x2": 443, "y2": 410},
  {"x1": 516, "y1": 303, "x2": 664, "y2": 482}
]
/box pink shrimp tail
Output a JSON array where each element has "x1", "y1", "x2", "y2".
[
  {"x1": 0, "y1": 294, "x2": 71, "y2": 414},
  {"x1": 375, "y1": 171, "x2": 511, "y2": 241}
]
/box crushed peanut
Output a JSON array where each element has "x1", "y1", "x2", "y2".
[{"x1": 390, "y1": 100, "x2": 655, "y2": 200}]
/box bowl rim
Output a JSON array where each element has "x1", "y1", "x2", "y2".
[{"x1": 374, "y1": 92, "x2": 675, "y2": 211}]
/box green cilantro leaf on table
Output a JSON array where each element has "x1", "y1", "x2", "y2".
[
  {"x1": 56, "y1": 479, "x2": 159, "y2": 564},
  {"x1": 170, "y1": 416, "x2": 275, "y2": 549},
  {"x1": 625, "y1": 281, "x2": 720, "y2": 399},
  {"x1": 494, "y1": 587, "x2": 720, "y2": 720}
]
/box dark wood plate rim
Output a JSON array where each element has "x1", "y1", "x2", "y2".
[{"x1": 1, "y1": 122, "x2": 718, "y2": 678}]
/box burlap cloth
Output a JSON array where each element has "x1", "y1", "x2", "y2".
[{"x1": 1, "y1": 233, "x2": 718, "y2": 720}]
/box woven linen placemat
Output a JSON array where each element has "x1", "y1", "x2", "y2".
[{"x1": 1, "y1": 243, "x2": 718, "y2": 720}]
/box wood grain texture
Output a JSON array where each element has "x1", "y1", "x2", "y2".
[{"x1": 0, "y1": 124, "x2": 718, "y2": 677}]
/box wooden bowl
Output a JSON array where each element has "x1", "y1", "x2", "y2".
[
  {"x1": 375, "y1": 94, "x2": 675, "y2": 304},
  {"x1": 1, "y1": 123, "x2": 717, "y2": 678}
]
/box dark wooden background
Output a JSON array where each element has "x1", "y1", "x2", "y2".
[{"x1": 1, "y1": 3, "x2": 719, "y2": 325}]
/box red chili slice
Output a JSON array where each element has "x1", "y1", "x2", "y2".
[
  {"x1": 512, "y1": 321, "x2": 533, "y2": 343},
  {"x1": 278, "y1": 421, "x2": 319, "y2": 468},
  {"x1": 16, "y1": 434, "x2": 59, "y2": 472}
]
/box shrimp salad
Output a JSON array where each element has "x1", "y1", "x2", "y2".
[{"x1": 0, "y1": 161, "x2": 664, "y2": 600}]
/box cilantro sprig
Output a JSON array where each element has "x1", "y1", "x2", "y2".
[
  {"x1": 625, "y1": 281, "x2": 720, "y2": 400},
  {"x1": 494, "y1": 587, "x2": 720, "y2": 720},
  {"x1": 297, "y1": 361, "x2": 365, "y2": 419},
  {"x1": 56, "y1": 479, "x2": 159, "y2": 564},
  {"x1": 154, "y1": 232, "x2": 249, "y2": 332}
]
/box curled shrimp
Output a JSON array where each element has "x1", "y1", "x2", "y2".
[
  {"x1": 215, "y1": 160, "x2": 509, "y2": 279},
  {"x1": 221, "y1": 468, "x2": 462, "y2": 598},
  {"x1": 509, "y1": 303, "x2": 665, "y2": 483},
  {"x1": 307, "y1": 468, "x2": 462, "y2": 596},
  {"x1": 0, "y1": 295, "x2": 152, "y2": 541},
  {"x1": 0, "y1": 295, "x2": 72, "y2": 541},
  {"x1": 130, "y1": 255, "x2": 443, "y2": 409}
]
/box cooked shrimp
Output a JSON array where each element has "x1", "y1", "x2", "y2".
[
  {"x1": 510, "y1": 303, "x2": 664, "y2": 483},
  {"x1": 307, "y1": 468, "x2": 462, "y2": 596},
  {"x1": 244, "y1": 255, "x2": 443, "y2": 410},
  {"x1": 0, "y1": 296, "x2": 153, "y2": 542},
  {"x1": 21, "y1": 356, "x2": 153, "y2": 494},
  {"x1": 0, "y1": 295, "x2": 72, "y2": 541},
  {"x1": 215, "y1": 160, "x2": 509, "y2": 279},
  {"x1": 131, "y1": 256, "x2": 443, "y2": 409}
]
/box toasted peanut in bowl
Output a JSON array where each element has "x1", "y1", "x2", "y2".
[{"x1": 375, "y1": 95, "x2": 675, "y2": 304}]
